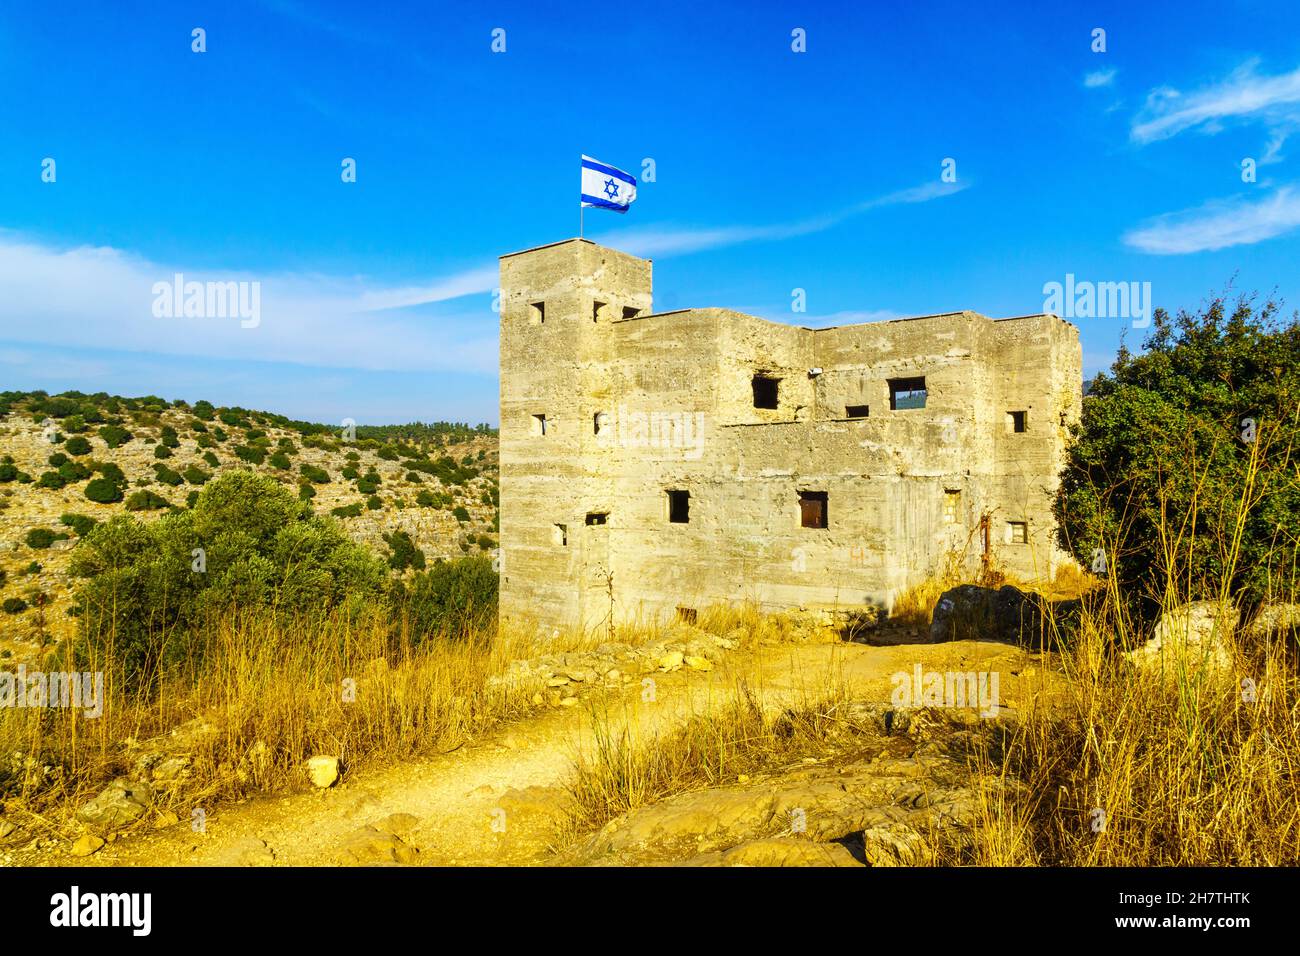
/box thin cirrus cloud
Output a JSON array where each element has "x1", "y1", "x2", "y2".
[
  {"x1": 1131, "y1": 58, "x2": 1300, "y2": 162},
  {"x1": 1084, "y1": 68, "x2": 1117, "y2": 89},
  {"x1": 592, "y1": 180, "x2": 969, "y2": 258},
  {"x1": 1122, "y1": 186, "x2": 1300, "y2": 254}
]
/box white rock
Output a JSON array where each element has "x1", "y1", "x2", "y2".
[{"x1": 305, "y1": 755, "x2": 341, "y2": 788}]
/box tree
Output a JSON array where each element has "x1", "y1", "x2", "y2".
[{"x1": 1055, "y1": 295, "x2": 1300, "y2": 616}]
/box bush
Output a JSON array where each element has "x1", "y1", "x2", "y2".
[
  {"x1": 1056, "y1": 296, "x2": 1300, "y2": 615},
  {"x1": 85, "y1": 477, "x2": 125, "y2": 504},
  {"x1": 233, "y1": 444, "x2": 265, "y2": 465},
  {"x1": 395, "y1": 556, "x2": 497, "y2": 642},
  {"x1": 366, "y1": 494, "x2": 383, "y2": 510},
  {"x1": 0, "y1": 464, "x2": 18, "y2": 482},
  {"x1": 298, "y1": 483, "x2": 316, "y2": 501},
  {"x1": 357, "y1": 471, "x2": 381, "y2": 494},
  {"x1": 61, "y1": 513, "x2": 98, "y2": 537},
  {"x1": 2, "y1": 597, "x2": 28, "y2": 614},
  {"x1": 384, "y1": 530, "x2": 426, "y2": 571},
  {"x1": 153, "y1": 465, "x2": 184, "y2": 487},
  {"x1": 154, "y1": 444, "x2": 174, "y2": 459},
  {"x1": 97, "y1": 424, "x2": 133, "y2": 448},
  {"x1": 300, "y1": 463, "x2": 330, "y2": 484},
  {"x1": 453, "y1": 505, "x2": 470, "y2": 523},
  {"x1": 125, "y1": 490, "x2": 170, "y2": 511},
  {"x1": 71, "y1": 471, "x2": 387, "y2": 683},
  {"x1": 268, "y1": 451, "x2": 291, "y2": 470},
  {"x1": 192, "y1": 400, "x2": 215, "y2": 421},
  {"x1": 331, "y1": 502, "x2": 363, "y2": 518},
  {"x1": 63, "y1": 435, "x2": 92, "y2": 456},
  {"x1": 25, "y1": 527, "x2": 64, "y2": 549},
  {"x1": 183, "y1": 465, "x2": 212, "y2": 485},
  {"x1": 37, "y1": 471, "x2": 67, "y2": 490},
  {"x1": 202, "y1": 451, "x2": 220, "y2": 467}
]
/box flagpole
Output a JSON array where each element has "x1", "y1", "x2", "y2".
[{"x1": 579, "y1": 203, "x2": 584, "y2": 239}]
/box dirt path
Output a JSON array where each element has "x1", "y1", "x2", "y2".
[{"x1": 32, "y1": 638, "x2": 1045, "y2": 867}]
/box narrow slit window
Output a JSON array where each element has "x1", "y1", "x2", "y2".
[
  {"x1": 622, "y1": 306, "x2": 640, "y2": 320},
  {"x1": 943, "y1": 489, "x2": 961, "y2": 524},
  {"x1": 594, "y1": 411, "x2": 609, "y2": 436},
  {"x1": 553, "y1": 523, "x2": 568, "y2": 546},
  {"x1": 667, "y1": 489, "x2": 690, "y2": 523},
  {"x1": 888, "y1": 376, "x2": 927, "y2": 410},
  {"x1": 593, "y1": 300, "x2": 605, "y2": 323},
  {"x1": 585, "y1": 512, "x2": 608, "y2": 526},
  {"x1": 845, "y1": 404, "x2": 870, "y2": 419},
  {"x1": 1007, "y1": 410, "x2": 1027, "y2": 433},
  {"x1": 1007, "y1": 521, "x2": 1028, "y2": 544},
  {"x1": 531, "y1": 414, "x2": 548, "y2": 436},
  {"x1": 799, "y1": 491, "x2": 828, "y2": 529},
  {"x1": 752, "y1": 375, "x2": 780, "y2": 409},
  {"x1": 529, "y1": 301, "x2": 545, "y2": 325}
]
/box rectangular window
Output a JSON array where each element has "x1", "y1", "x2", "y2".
[
  {"x1": 943, "y1": 489, "x2": 961, "y2": 524},
  {"x1": 667, "y1": 489, "x2": 690, "y2": 523},
  {"x1": 752, "y1": 375, "x2": 780, "y2": 409},
  {"x1": 845, "y1": 404, "x2": 870, "y2": 418},
  {"x1": 594, "y1": 411, "x2": 609, "y2": 436},
  {"x1": 1007, "y1": 521, "x2": 1028, "y2": 544},
  {"x1": 593, "y1": 300, "x2": 605, "y2": 323},
  {"x1": 622, "y1": 306, "x2": 640, "y2": 320},
  {"x1": 585, "y1": 512, "x2": 608, "y2": 526},
  {"x1": 888, "y1": 376, "x2": 927, "y2": 410},
  {"x1": 553, "y1": 524, "x2": 568, "y2": 546},
  {"x1": 1007, "y1": 410, "x2": 1027, "y2": 433},
  {"x1": 529, "y1": 301, "x2": 545, "y2": 325},
  {"x1": 799, "y1": 490, "x2": 828, "y2": 529},
  {"x1": 531, "y1": 414, "x2": 548, "y2": 436}
]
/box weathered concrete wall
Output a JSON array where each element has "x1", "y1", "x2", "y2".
[{"x1": 499, "y1": 239, "x2": 1082, "y2": 633}]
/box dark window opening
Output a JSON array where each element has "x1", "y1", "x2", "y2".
[
  {"x1": 622, "y1": 306, "x2": 640, "y2": 320},
  {"x1": 529, "y1": 301, "x2": 545, "y2": 325},
  {"x1": 1008, "y1": 410, "x2": 1027, "y2": 433},
  {"x1": 553, "y1": 524, "x2": 568, "y2": 546},
  {"x1": 593, "y1": 300, "x2": 605, "y2": 323},
  {"x1": 888, "y1": 376, "x2": 927, "y2": 410},
  {"x1": 532, "y1": 413, "x2": 548, "y2": 436},
  {"x1": 594, "y1": 411, "x2": 608, "y2": 436},
  {"x1": 676, "y1": 606, "x2": 698, "y2": 625},
  {"x1": 667, "y1": 489, "x2": 690, "y2": 523},
  {"x1": 752, "y1": 375, "x2": 780, "y2": 409},
  {"x1": 585, "y1": 512, "x2": 608, "y2": 526},
  {"x1": 1008, "y1": 521, "x2": 1027, "y2": 544},
  {"x1": 799, "y1": 490, "x2": 828, "y2": 529},
  {"x1": 845, "y1": 404, "x2": 870, "y2": 418}
]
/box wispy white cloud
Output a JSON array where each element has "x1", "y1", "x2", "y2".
[
  {"x1": 1131, "y1": 58, "x2": 1300, "y2": 162},
  {"x1": 0, "y1": 231, "x2": 498, "y2": 373},
  {"x1": 1122, "y1": 185, "x2": 1300, "y2": 254},
  {"x1": 1084, "y1": 68, "x2": 1117, "y2": 89},
  {"x1": 593, "y1": 180, "x2": 969, "y2": 258}
]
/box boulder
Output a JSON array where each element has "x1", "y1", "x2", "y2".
[
  {"x1": 1243, "y1": 603, "x2": 1300, "y2": 641},
  {"x1": 1125, "y1": 601, "x2": 1237, "y2": 675},
  {"x1": 929, "y1": 585, "x2": 1050, "y2": 645},
  {"x1": 305, "y1": 755, "x2": 341, "y2": 789},
  {"x1": 76, "y1": 779, "x2": 152, "y2": 828},
  {"x1": 70, "y1": 834, "x2": 105, "y2": 857}
]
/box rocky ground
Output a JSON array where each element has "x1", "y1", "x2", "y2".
[{"x1": 1, "y1": 630, "x2": 1063, "y2": 868}]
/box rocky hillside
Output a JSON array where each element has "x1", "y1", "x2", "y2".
[{"x1": 0, "y1": 390, "x2": 498, "y2": 660}]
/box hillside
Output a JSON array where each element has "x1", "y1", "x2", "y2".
[{"x1": 0, "y1": 390, "x2": 499, "y2": 661}]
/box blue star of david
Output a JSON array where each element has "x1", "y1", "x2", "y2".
[{"x1": 603, "y1": 178, "x2": 620, "y2": 200}]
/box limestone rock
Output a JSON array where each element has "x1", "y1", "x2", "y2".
[
  {"x1": 1125, "y1": 601, "x2": 1238, "y2": 675},
  {"x1": 76, "y1": 779, "x2": 152, "y2": 828},
  {"x1": 718, "y1": 838, "x2": 861, "y2": 867},
  {"x1": 684, "y1": 655, "x2": 713, "y2": 671},
  {"x1": 337, "y1": 826, "x2": 418, "y2": 865},
  {"x1": 70, "y1": 834, "x2": 105, "y2": 857},
  {"x1": 657, "y1": 651, "x2": 685, "y2": 672},
  {"x1": 305, "y1": 755, "x2": 341, "y2": 789}
]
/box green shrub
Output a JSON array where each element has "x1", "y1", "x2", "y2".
[
  {"x1": 383, "y1": 530, "x2": 426, "y2": 571},
  {"x1": 341, "y1": 465, "x2": 360, "y2": 481},
  {"x1": 2, "y1": 597, "x2": 28, "y2": 614},
  {"x1": 331, "y1": 502, "x2": 363, "y2": 518},
  {"x1": 366, "y1": 495, "x2": 383, "y2": 510},
  {"x1": 160, "y1": 425, "x2": 180, "y2": 448},
  {"x1": 85, "y1": 477, "x2": 125, "y2": 503},
  {"x1": 196, "y1": 433, "x2": 216, "y2": 449},
  {"x1": 153, "y1": 465, "x2": 184, "y2": 487},
  {"x1": 394, "y1": 556, "x2": 497, "y2": 642},
  {"x1": 63, "y1": 436, "x2": 92, "y2": 456},
  {"x1": 356, "y1": 471, "x2": 381, "y2": 495},
  {"x1": 25, "y1": 528, "x2": 65, "y2": 549},
  {"x1": 233, "y1": 444, "x2": 265, "y2": 465},
  {"x1": 59, "y1": 460, "x2": 91, "y2": 482},
  {"x1": 62, "y1": 415, "x2": 87, "y2": 434},
  {"x1": 97, "y1": 424, "x2": 133, "y2": 448},
  {"x1": 125, "y1": 489, "x2": 171, "y2": 511},
  {"x1": 71, "y1": 471, "x2": 387, "y2": 682},
  {"x1": 183, "y1": 466, "x2": 212, "y2": 485},
  {"x1": 453, "y1": 505, "x2": 470, "y2": 523},
  {"x1": 192, "y1": 400, "x2": 215, "y2": 421},
  {"x1": 300, "y1": 463, "x2": 330, "y2": 484},
  {"x1": 37, "y1": 471, "x2": 68, "y2": 490},
  {"x1": 202, "y1": 451, "x2": 219, "y2": 467},
  {"x1": 60, "y1": 513, "x2": 98, "y2": 537},
  {"x1": 298, "y1": 483, "x2": 316, "y2": 501},
  {"x1": 0, "y1": 464, "x2": 18, "y2": 482},
  {"x1": 154, "y1": 444, "x2": 174, "y2": 459}
]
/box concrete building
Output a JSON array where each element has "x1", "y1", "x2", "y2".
[{"x1": 499, "y1": 238, "x2": 1082, "y2": 633}]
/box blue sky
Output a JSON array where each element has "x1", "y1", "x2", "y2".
[{"x1": 2, "y1": 0, "x2": 1298, "y2": 426}]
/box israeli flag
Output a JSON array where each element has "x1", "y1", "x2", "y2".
[{"x1": 581, "y1": 155, "x2": 637, "y2": 213}]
